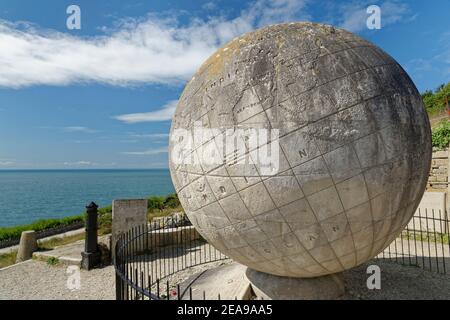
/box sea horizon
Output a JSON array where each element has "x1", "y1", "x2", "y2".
[{"x1": 0, "y1": 169, "x2": 175, "y2": 228}]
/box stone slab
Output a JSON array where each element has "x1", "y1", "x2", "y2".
[{"x1": 112, "y1": 199, "x2": 147, "y2": 258}]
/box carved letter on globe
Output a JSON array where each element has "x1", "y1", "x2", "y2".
[{"x1": 168, "y1": 22, "x2": 431, "y2": 278}]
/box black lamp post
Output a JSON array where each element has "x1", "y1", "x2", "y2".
[{"x1": 81, "y1": 202, "x2": 101, "y2": 270}]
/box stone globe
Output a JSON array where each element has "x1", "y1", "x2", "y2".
[{"x1": 168, "y1": 22, "x2": 431, "y2": 278}]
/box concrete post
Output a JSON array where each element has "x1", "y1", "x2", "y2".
[
  {"x1": 16, "y1": 230, "x2": 38, "y2": 263},
  {"x1": 112, "y1": 199, "x2": 148, "y2": 260}
]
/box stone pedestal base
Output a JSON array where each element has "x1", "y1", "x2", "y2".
[
  {"x1": 246, "y1": 268, "x2": 345, "y2": 300},
  {"x1": 177, "y1": 262, "x2": 346, "y2": 300},
  {"x1": 81, "y1": 251, "x2": 101, "y2": 270}
]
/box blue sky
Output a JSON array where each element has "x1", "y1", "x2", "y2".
[{"x1": 0, "y1": 0, "x2": 449, "y2": 169}]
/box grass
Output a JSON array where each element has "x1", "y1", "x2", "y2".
[
  {"x1": 46, "y1": 257, "x2": 59, "y2": 266},
  {"x1": 37, "y1": 221, "x2": 114, "y2": 251},
  {"x1": 148, "y1": 206, "x2": 183, "y2": 221},
  {"x1": 0, "y1": 233, "x2": 87, "y2": 269},
  {"x1": 37, "y1": 233, "x2": 85, "y2": 251},
  {"x1": 401, "y1": 230, "x2": 450, "y2": 245},
  {"x1": 427, "y1": 106, "x2": 447, "y2": 118},
  {"x1": 0, "y1": 251, "x2": 17, "y2": 269}
]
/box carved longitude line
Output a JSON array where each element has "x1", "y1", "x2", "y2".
[{"x1": 251, "y1": 72, "x2": 346, "y2": 273}]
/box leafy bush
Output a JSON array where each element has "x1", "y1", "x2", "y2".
[
  {"x1": 147, "y1": 196, "x2": 165, "y2": 211},
  {"x1": 423, "y1": 82, "x2": 450, "y2": 116},
  {"x1": 97, "y1": 205, "x2": 112, "y2": 215},
  {"x1": 46, "y1": 257, "x2": 60, "y2": 266},
  {"x1": 432, "y1": 120, "x2": 450, "y2": 150},
  {"x1": 97, "y1": 212, "x2": 112, "y2": 234},
  {"x1": 163, "y1": 193, "x2": 180, "y2": 209}
]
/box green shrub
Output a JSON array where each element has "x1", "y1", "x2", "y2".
[
  {"x1": 163, "y1": 193, "x2": 180, "y2": 209},
  {"x1": 97, "y1": 212, "x2": 112, "y2": 234},
  {"x1": 46, "y1": 257, "x2": 59, "y2": 266},
  {"x1": 97, "y1": 205, "x2": 112, "y2": 215},
  {"x1": 147, "y1": 196, "x2": 165, "y2": 211},
  {"x1": 423, "y1": 82, "x2": 450, "y2": 117},
  {"x1": 0, "y1": 214, "x2": 84, "y2": 242},
  {"x1": 432, "y1": 120, "x2": 450, "y2": 150}
]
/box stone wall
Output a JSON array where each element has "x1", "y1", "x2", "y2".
[{"x1": 428, "y1": 149, "x2": 449, "y2": 189}]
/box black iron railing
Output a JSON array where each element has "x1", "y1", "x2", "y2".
[
  {"x1": 114, "y1": 215, "x2": 228, "y2": 300},
  {"x1": 115, "y1": 210, "x2": 450, "y2": 300},
  {"x1": 376, "y1": 208, "x2": 450, "y2": 274}
]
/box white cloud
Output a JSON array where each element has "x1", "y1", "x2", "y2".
[
  {"x1": 63, "y1": 126, "x2": 97, "y2": 133},
  {"x1": 202, "y1": 2, "x2": 217, "y2": 11},
  {"x1": 122, "y1": 146, "x2": 168, "y2": 155},
  {"x1": 0, "y1": 161, "x2": 14, "y2": 166},
  {"x1": 338, "y1": 0, "x2": 410, "y2": 32},
  {"x1": 0, "y1": 0, "x2": 309, "y2": 88},
  {"x1": 407, "y1": 31, "x2": 450, "y2": 79},
  {"x1": 114, "y1": 100, "x2": 177, "y2": 123},
  {"x1": 409, "y1": 58, "x2": 433, "y2": 72},
  {"x1": 63, "y1": 160, "x2": 94, "y2": 166}
]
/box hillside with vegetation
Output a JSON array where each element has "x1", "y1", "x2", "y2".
[
  {"x1": 424, "y1": 82, "x2": 450, "y2": 149},
  {"x1": 423, "y1": 82, "x2": 450, "y2": 118}
]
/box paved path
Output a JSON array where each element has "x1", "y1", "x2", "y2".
[
  {"x1": 1, "y1": 238, "x2": 449, "y2": 300},
  {"x1": 0, "y1": 260, "x2": 115, "y2": 300}
]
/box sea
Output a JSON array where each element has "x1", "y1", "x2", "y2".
[{"x1": 0, "y1": 169, "x2": 175, "y2": 227}]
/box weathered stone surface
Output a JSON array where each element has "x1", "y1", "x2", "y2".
[
  {"x1": 433, "y1": 150, "x2": 448, "y2": 159},
  {"x1": 111, "y1": 199, "x2": 147, "y2": 258},
  {"x1": 169, "y1": 22, "x2": 432, "y2": 277},
  {"x1": 16, "y1": 231, "x2": 38, "y2": 263},
  {"x1": 178, "y1": 262, "x2": 252, "y2": 300},
  {"x1": 246, "y1": 268, "x2": 345, "y2": 300}
]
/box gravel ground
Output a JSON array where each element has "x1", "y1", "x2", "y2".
[
  {"x1": 1, "y1": 257, "x2": 449, "y2": 300},
  {"x1": 342, "y1": 259, "x2": 450, "y2": 300},
  {"x1": 0, "y1": 260, "x2": 115, "y2": 300},
  {"x1": 147, "y1": 259, "x2": 450, "y2": 300}
]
